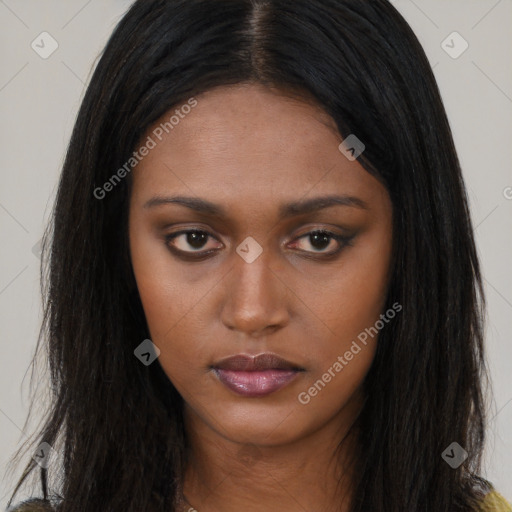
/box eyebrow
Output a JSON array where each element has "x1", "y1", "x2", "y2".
[{"x1": 143, "y1": 194, "x2": 369, "y2": 217}]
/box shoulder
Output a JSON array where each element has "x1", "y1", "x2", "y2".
[
  {"x1": 6, "y1": 499, "x2": 56, "y2": 512},
  {"x1": 480, "y1": 490, "x2": 512, "y2": 512}
]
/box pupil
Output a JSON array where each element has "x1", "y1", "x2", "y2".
[
  {"x1": 188, "y1": 231, "x2": 207, "y2": 249},
  {"x1": 311, "y1": 232, "x2": 330, "y2": 250}
]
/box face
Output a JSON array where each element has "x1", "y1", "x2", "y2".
[{"x1": 128, "y1": 83, "x2": 393, "y2": 447}]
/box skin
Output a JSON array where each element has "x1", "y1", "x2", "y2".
[{"x1": 128, "y1": 82, "x2": 393, "y2": 512}]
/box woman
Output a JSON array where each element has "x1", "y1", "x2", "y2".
[{"x1": 7, "y1": 0, "x2": 511, "y2": 511}]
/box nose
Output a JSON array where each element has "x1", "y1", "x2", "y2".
[{"x1": 220, "y1": 248, "x2": 290, "y2": 338}]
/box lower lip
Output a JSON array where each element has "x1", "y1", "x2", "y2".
[{"x1": 213, "y1": 369, "x2": 301, "y2": 397}]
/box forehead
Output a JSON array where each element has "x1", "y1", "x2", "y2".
[{"x1": 131, "y1": 83, "x2": 386, "y2": 211}]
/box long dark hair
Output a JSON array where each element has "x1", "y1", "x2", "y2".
[{"x1": 8, "y1": 0, "x2": 492, "y2": 510}]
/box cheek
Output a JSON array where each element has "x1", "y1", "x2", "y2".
[
  {"x1": 131, "y1": 272, "x2": 189, "y2": 399},
  {"x1": 129, "y1": 223, "x2": 217, "y2": 389},
  {"x1": 129, "y1": 219, "x2": 194, "y2": 336},
  {"x1": 294, "y1": 222, "x2": 393, "y2": 352},
  {"x1": 129, "y1": 218, "x2": 178, "y2": 343},
  {"x1": 292, "y1": 224, "x2": 393, "y2": 402}
]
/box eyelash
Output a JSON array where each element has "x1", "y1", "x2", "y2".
[{"x1": 164, "y1": 228, "x2": 355, "y2": 260}]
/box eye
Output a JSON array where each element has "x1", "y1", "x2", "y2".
[
  {"x1": 165, "y1": 229, "x2": 221, "y2": 256},
  {"x1": 289, "y1": 230, "x2": 354, "y2": 257}
]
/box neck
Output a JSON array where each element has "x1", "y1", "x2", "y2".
[{"x1": 179, "y1": 390, "x2": 363, "y2": 512}]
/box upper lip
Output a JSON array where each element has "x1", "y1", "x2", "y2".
[{"x1": 212, "y1": 353, "x2": 304, "y2": 371}]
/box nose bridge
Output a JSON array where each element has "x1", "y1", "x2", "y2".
[{"x1": 221, "y1": 243, "x2": 288, "y2": 334}]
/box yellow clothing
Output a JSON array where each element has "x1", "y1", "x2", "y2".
[{"x1": 480, "y1": 490, "x2": 512, "y2": 511}]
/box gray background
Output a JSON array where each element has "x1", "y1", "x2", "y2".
[{"x1": 1, "y1": 0, "x2": 511, "y2": 506}]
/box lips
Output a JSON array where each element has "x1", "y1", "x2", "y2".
[
  {"x1": 212, "y1": 353, "x2": 305, "y2": 397},
  {"x1": 213, "y1": 353, "x2": 304, "y2": 372}
]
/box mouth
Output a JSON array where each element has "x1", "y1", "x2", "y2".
[{"x1": 211, "y1": 353, "x2": 305, "y2": 397}]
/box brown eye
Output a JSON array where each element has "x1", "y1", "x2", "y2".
[
  {"x1": 290, "y1": 230, "x2": 354, "y2": 256},
  {"x1": 165, "y1": 229, "x2": 221, "y2": 255}
]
